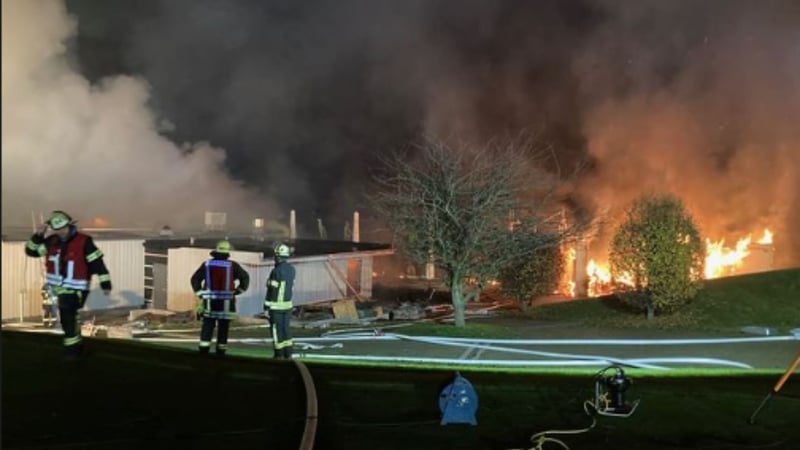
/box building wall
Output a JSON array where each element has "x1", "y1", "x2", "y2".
[
  {"x1": 1, "y1": 241, "x2": 44, "y2": 320},
  {"x1": 164, "y1": 247, "x2": 384, "y2": 317},
  {"x1": 1, "y1": 239, "x2": 145, "y2": 321},
  {"x1": 166, "y1": 248, "x2": 265, "y2": 313},
  {"x1": 4, "y1": 237, "x2": 389, "y2": 320}
]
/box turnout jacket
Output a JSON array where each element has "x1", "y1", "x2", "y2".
[
  {"x1": 25, "y1": 226, "x2": 112, "y2": 295},
  {"x1": 191, "y1": 256, "x2": 250, "y2": 319},
  {"x1": 264, "y1": 259, "x2": 295, "y2": 311}
]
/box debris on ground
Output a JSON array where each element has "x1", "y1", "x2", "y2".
[
  {"x1": 129, "y1": 309, "x2": 175, "y2": 322},
  {"x1": 332, "y1": 299, "x2": 360, "y2": 322},
  {"x1": 740, "y1": 325, "x2": 779, "y2": 336},
  {"x1": 82, "y1": 318, "x2": 150, "y2": 339},
  {"x1": 389, "y1": 302, "x2": 427, "y2": 320}
]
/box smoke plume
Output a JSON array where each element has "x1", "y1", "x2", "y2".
[
  {"x1": 11, "y1": 0, "x2": 799, "y2": 266},
  {"x1": 1, "y1": 0, "x2": 274, "y2": 230},
  {"x1": 573, "y1": 1, "x2": 800, "y2": 267}
]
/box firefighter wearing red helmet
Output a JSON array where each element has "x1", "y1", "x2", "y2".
[{"x1": 25, "y1": 211, "x2": 112, "y2": 359}]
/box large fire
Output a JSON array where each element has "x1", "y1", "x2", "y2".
[{"x1": 579, "y1": 229, "x2": 774, "y2": 297}]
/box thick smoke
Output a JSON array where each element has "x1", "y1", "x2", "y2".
[
  {"x1": 24, "y1": 0, "x2": 800, "y2": 265},
  {"x1": 1, "y1": 0, "x2": 274, "y2": 230},
  {"x1": 573, "y1": 1, "x2": 800, "y2": 266}
]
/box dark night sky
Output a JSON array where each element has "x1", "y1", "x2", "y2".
[{"x1": 4, "y1": 0, "x2": 800, "y2": 265}]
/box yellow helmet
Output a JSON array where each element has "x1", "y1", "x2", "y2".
[
  {"x1": 215, "y1": 240, "x2": 232, "y2": 254},
  {"x1": 47, "y1": 210, "x2": 74, "y2": 230},
  {"x1": 274, "y1": 242, "x2": 291, "y2": 258}
]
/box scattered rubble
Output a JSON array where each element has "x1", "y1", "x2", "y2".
[
  {"x1": 332, "y1": 299, "x2": 360, "y2": 322},
  {"x1": 390, "y1": 302, "x2": 427, "y2": 320},
  {"x1": 741, "y1": 325, "x2": 779, "y2": 336}
]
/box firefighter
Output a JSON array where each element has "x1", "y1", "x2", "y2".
[
  {"x1": 25, "y1": 211, "x2": 112, "y2": 358},
  {"x1": 264, "y1": 242, "x2": 296, "y2": 359},
  {"x1": 40, "y1": 284, "x2": 59, "y2": 328},
  {"x1": 190, "y1": 240, "x2": 249, "y2": 356}
]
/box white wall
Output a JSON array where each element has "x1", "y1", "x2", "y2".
[
  {"x1": 165, "y1": 247, "x2": 381, "y2": 317},
  {"x1": 166, "y1": 247, "x2": 264, "y2": 314},
  {"x1": 3, "y1": 239, "x2": 387, "y2": 321},
  {"x1": 1, "y1": 239, "x2": 145, "y2": 321}
]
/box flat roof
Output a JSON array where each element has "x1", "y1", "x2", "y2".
[
  {"x1": 143, "y1": 237, "x2": 392, "y2": 258},
  {"x1": 1, "y1": 227, "x2": 162, "y2": 241},
  {"x1": 2, "y1": 228, "x2": 392, "y2": 258}
]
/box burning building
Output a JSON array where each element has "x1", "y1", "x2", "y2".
[{"x1": 563, "y1": 228, "x2": 777, "y2": 298}]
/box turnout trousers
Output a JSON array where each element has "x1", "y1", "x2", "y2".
[
  {"x1": 199, "y1": 318, "x2": 231, "y2": 356},
  {"x1": 270, "y1": 309, "x2": 293, "y2": 359},
  {"x1": 58, "y1": 291, "x2": 87, "y2": 358}
]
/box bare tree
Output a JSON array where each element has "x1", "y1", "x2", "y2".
[{"x1": 370, "y1": 135, "x2": 585, "y2": 327}]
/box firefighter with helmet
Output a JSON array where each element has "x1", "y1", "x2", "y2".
[
  {"x1": 264, "y1": 242, "x2": 296, "y2": 359},
  {"x1": 25, "y1": 211, "x2": 112, "y2": 358},
  {"x1": 191, "y1": 240, "x2": 250, "y2": 356}
]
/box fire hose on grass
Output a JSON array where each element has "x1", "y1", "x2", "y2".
[{"x1": 133, "y1": 332, "x2": 766, "y2": 369}]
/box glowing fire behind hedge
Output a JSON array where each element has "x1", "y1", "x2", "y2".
[{"x1": 580, "y1": 229, "x2": 774, "y2": 297}]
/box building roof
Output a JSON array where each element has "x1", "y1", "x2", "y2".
[
  {"x1": 2, "y1": 227, "x2": 392, "y2": 258},
  {"x1": 143, "y1": 236, "x2": 392, "y2": 258},
  {"x1": 1, "y1": 227, "x2": 162, "y2": 242}
]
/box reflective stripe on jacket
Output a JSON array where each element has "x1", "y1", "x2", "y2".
[
  {"x1": 45, "y1": 233, "x2": 90, "y2": 291},
  {"x1": 264, "y1": 260, "x2": 295, "y2": 310}
]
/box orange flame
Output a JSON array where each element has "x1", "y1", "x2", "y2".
[
  {"x1": 704, "y1": 236, "x2": 751, "y2": 278},
  {"x1": 90, "y1": 216, "x2": 110, "y2": 227},
  {"x1": 573, "y1": 228, "x2": 774, "y2": 298}
]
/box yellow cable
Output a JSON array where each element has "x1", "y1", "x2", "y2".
[
  {"x1": 509, "y1": 367, "x2": 634, "y2": 450},
  {"x1": 508, "y1": 401, "x2": 598, "y2": 450}
]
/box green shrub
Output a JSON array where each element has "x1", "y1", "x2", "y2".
[
  {"x1": 610, "y1": 194, "x2": 704, "y2": 318},
  {"x1": 499, "y1": 241, "x2": 564, "y2": 308}
]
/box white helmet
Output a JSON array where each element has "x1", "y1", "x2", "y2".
[
  {"x1": 47, "y1": 210, "x2": 75, "y2": 230},
  {"x1": 274, "y1": 243, "x2": 291, "y2": 258}
]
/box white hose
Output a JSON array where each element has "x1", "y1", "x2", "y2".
[
  {"x1": 412, "y1": 335, "x2": 799, "y2": 345},
  {"x1": 295, "y1": 354, "x2": 753, "y2": 369},
  {"x1": 132, "y1": 335, "x2": 755, "y2": 369},
  {"x1": 298, "y1": 334, "x2": 800, "y2": 345},
  {"x1": 623, "y1": 357, "x2": 753, "y2": 369},
  {"x1": 296, "y1": 354, "x2": 618, "y2": 367},
  {"x1": 384, "y1": 333, "x2": 669, "y2": 370}
]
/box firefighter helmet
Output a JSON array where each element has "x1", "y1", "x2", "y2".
[
  {"x1": 274, "y1": 243, "x2": 291, "y2": 258},
  {"x1": 215, "y1": 240, "x2": 232, "y2": 254},
  {"x1": 47, "y1": 210, "x2": 74, "y2": 230}
]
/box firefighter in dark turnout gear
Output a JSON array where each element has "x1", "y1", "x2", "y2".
[
  {"x1": 190, "y1": 240, "x2": 249, "y2": 356},
  {"x1": 265, "y1": 242, "x2": 296, "y2": 359},
  {"x1": 25, "y1": 211, "x2": 112, "y2": 358}
]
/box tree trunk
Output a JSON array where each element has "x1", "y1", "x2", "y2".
[{"x1": 451, "y1": 279, "x2": 466, "y2": 328}]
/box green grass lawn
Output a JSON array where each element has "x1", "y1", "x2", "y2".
[
  {"x1": 524, "y1": 268, "x2": 800, "y2": 333},
  {"x1": 136, "y1": 268, "x2": 798, "y2": 341},
  {"x1": 6, "y1": 269, "x2": 797, "y2": 449},
  {"x1": 3, "y1": 330, "x2": 799, "y2": 450}
]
